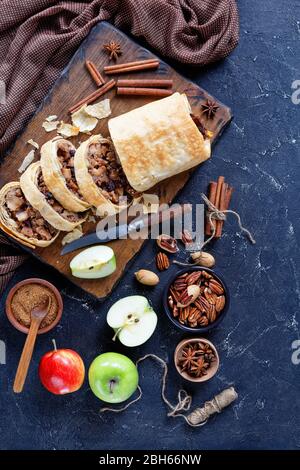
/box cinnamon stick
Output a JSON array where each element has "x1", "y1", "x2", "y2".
[
  {"x1": 104, "y1": 60, "x2": 159, "y2": 75},
  {"x1": 211, "y1": 176, "x2": 225, "y2": 235},
  {"x1": 117, "y1": 87, "x2": 173, "y2": 97},
  {"x1": 215, "y1": 182, "x2": 227, "y2": 239},
  {"x1": 85, "y1": 60, "x2": 105, "y2": 86},
  {"x1": 69, "y1": 79, "x2": 116, "y2": 113},
  {"x1": 104, "y1": 58, "x2": 159, "y2": 72},
  {"x1": 215, "y1": 176, "x2": 225, "y2": 205},
  {"x1": 205, "y1": 181, "x2": 217, "y2": 235},
  {"x1": 105, "y1": 62, "x2": 159, "y2": 75},
  {"x1": 215, "y1": 185, "x2": 233, "y2": 238},
  {"x1": 117, "y1": 78, "x2": 173, "y2": 88}
]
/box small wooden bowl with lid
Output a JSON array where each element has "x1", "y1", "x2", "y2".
[{"x1": 6, "y1": 278, "x2": 63, "y2": 334}]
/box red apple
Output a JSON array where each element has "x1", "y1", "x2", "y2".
[{"x1": 39, "y1": 340, "x2": 85, "y2": 395}]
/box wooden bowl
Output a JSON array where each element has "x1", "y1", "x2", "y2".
[
  {"x1": 5, "y1": 278, "x2": 63, "y2": 335},
  {"x1": 174, "y1": 337, "x2": 219, "y2": 383}
]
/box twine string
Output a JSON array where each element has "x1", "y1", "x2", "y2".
[
  {"x1": 100, "y1": 386, "x2": 142, "y2": 414},
  {"x1": 200, "y1": 193, "x2": 256, "y2": 247},
  {"x1": 174, "y1": 193, "x2": 256, "y2": 267},
  {"x1": 100, "y1": 354, "x2": 206, "y2": 427}
]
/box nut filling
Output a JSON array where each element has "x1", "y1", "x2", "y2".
[
  {"x1": 37, "y1": 171, "x2": 82, "y2": 223},
  {"x1": 57, "y1": 141, "x2": 83, "y2": 199},
  {"x1": 87, "y1": 140, "x2": 136, "y2": 205},
  {"x1": 4, "y1": 188, "x2": 56, "y2": 241}
]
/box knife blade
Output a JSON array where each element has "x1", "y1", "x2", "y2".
[{"x1": 60, "y1": 203, "x2": 191, "y2": 255}]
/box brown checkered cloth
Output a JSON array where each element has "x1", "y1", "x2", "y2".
[
  {"x1": 0, "y1": 234, "x2": 28, "y2": 294},
  {"x1": 0, "y1": 0, "x2": 239, "y2": 293}
]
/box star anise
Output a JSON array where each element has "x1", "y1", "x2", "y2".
[
  {"x1": 201, "y1": 99, "x2": 219, "y2": 119},
  {"x1": 190, "y1": 356, "x2": 210, "y2": 377},
  {"x1": 198, "y1": 343, "x2": 212, "y2": 355},
  {"x1": 103, "y1": 41, "x2": 122, "y2": 61},
  {"x1": 178, "y1": 345, "x2": 198, "y2": 371},
  {"x1": 198, "y1": 343, "x2": 215, "y2": 361},
  {"x1": 178, "y1": 341, "x2": 216, "y2": 378}
]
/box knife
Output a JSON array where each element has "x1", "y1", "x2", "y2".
[{"x1": 61, "y1": 203, "x2": 192, "y2": 255}]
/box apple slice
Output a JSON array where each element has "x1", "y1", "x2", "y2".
[
  {"x1": 107, "y1": 295, "x2": 157, "y2": 347},
  {"x1": 70, "y1": 245, "x2": 116, "y2": 279}
]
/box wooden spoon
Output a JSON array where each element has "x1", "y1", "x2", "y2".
[{"x1": 13, "y1": 295, "x2": 50, "y2": 393}]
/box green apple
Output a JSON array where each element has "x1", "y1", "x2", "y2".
[
  {"x1": 70, "y1": 245, "x2": 116, "y2": 279},
  {"x1": 88, "y1": 352, "x2": 138, "y2": 403},
  {"x1": 107, "y1": 295, "x2": 157, "y2": 347}
]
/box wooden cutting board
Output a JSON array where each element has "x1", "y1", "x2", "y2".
[{"x1": 0, "y1": 22, "x2": 232, "y2": 299}]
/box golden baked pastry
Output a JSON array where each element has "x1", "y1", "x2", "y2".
[
  {"x1": 0, "y1": 182, "x2": 59, "y2": 248},
  {"x1": 108, "y1": 92, "x2": 211, "y2": 192},
  {"x1": 40, "y1": 137, "x2": 90, "y2": 212},
  {"x1": 74, "y1": 135, "x2": 136, "y2": 215},
  {"x1": 20, "y1": 162, "x2": 87, "y2": 232}
]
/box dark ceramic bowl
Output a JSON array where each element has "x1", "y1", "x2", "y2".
[
  {"x1": 6, "y1": 278, "x2": 63, "y2": 335},
  {"x1": 163, "y1": 267, "x2": 229, "y2": 334}
]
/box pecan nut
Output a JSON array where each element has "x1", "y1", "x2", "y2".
[
  {"x1": 179, "y1": 306, "x2": 190, "y2": 324},
  {"x1": 201, "y1": 270, "x2": 213, "y2": 280},
  {"x1": 173, "y1": 305, "x2": 179, "y2": 317},
  {"x1": 177, "y1": 284, "x2": 200, "y2": 307},
  {"x1": 173, "y1": 279, "x2": 188, "y2": 291},
  {"x1": 188, "y1": 307, "x2": 200, "y2": 323},
  {"x1": 198, "y1": 315, "x2": 209, "y2": 327},
  {"x1": 176, "y1": 273, "x2": 189, "y2": 280},
  {"x1": 169, "y1": 286, "x2": 180, "y2": 302},
  {"x1": 177, "y1": 291, "x2": 193, "y2": 308},
  {"x1": 207, "y1": 305, "x2": 217, "y2": 323},
  {"x1": 209, "y1": 278, "x2": 224, "y2": 295},
  {"x1": 204, "y1": 288, "x2": 217, "y2": 305},
  {"x1": 157, "y1": 234, "x2": 178, "y2": 253},
  {"x1": 185, "y1": 271, "x2": 202, "y2": 285},
  {"x1": 180, "y1": 229, "x2": 194, "y2": 246},
  {"x1": 168, "y1": 295, "x2": 174, "y2": 309},
  {"x1": 194, "y1": 296, "x2": 211, "y2": 314},
  {"x1": 215, "y1": 295, "x2": 226, "y2": 312},
  {"x1": 156, "y1": 252, "x2": 170, "y2": 271}
]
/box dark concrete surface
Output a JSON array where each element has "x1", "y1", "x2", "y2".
[{"x1": 0, "y1": 0, "x2": 299, "y2": 450}]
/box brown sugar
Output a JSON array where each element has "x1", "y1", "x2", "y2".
[{"x1": 11, "y1": 283, "x2": 58, "y2": 329}]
